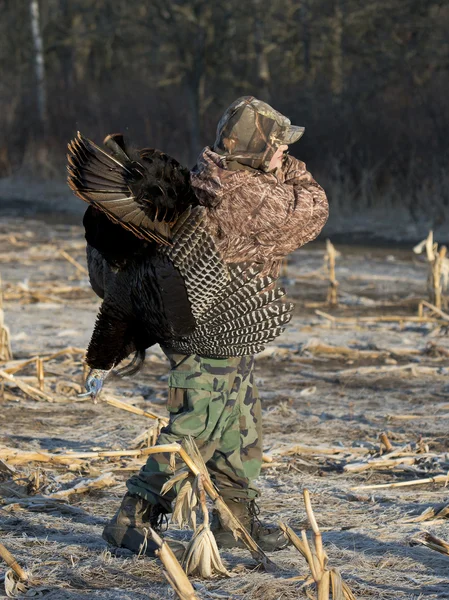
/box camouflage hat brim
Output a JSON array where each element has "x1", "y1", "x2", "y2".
[{"x1": 282, "y1": 125, "x2": 305, "y2": 145}]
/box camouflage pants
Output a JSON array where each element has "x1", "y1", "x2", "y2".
[{"x1": 126, "y1": 348, "x2": 262, "y2": 512}]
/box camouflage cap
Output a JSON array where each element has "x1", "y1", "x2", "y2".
[{"x1": 214, "y1": 96, "x2": 304, "y2": 171}]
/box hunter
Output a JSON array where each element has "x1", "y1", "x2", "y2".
[{"x1": 103, "y1": 96, "x2": 329, "y2": 556}]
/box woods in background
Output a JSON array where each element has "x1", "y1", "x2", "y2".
[{"x1": 0, "y1": 0, "x2": 447, "y2": 228}]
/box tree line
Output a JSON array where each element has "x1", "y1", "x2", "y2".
[{"x1": 0, "y1": 0, "x2": 447, "y2": 226}]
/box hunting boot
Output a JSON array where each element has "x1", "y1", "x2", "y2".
[
  {"x1": 102, "y1": 493, "x2": 185, "y2": 559},
  {"x1": 211, "y1": 499, "x2": 290, "y2": 552}
]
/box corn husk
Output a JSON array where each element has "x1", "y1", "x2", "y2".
[
  {"x1": 183, "y1": 475, "x2": 230, "y2": 579},
  {"x1": 170, "y1": 477, "x2": 198, "y2": 530},
  {"x1": 161, "y1": 468, "x2": 190, "y2": 495},
  {"x1": 4, "y1": 570, "x2": 29, "y2": 598},
  {"x1": 183, "y1": 522, "x2": 230, "y2": 578}
]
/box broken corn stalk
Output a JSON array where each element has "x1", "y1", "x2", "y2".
[{"x1": 279, "y1": 489, "x2": 357, "y2": 599}]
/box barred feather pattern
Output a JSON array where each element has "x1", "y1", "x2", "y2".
[
  {"x1": 160, "y1": 207, "x2": 294, "y2": 357},
  {"x1": 207, "y1": 289, "x2": 288, "y2": 327},
  {"x1": 160, "y1": 208, "x2": 230, "y2": 321}
]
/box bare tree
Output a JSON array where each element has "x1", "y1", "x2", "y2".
[
  {"x1": 253, "y1": 0, "x2": 271, "y2": 102},
  {"x1": 29, "y1": 0, "x2": 47, "y2": 132}
]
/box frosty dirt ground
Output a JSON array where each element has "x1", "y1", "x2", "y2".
[{"x1": 1, "y1": 211, "x2": 449, "y2": 600}]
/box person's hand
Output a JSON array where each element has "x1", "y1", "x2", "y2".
[
  {"x1": 78, "y1": 368, "x2": 111, "y2": 403},
  {"x1": 268, "y1": 144, "x2": 288, "y2": 171}
]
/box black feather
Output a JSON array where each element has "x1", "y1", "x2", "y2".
[
  {"x1": 67, "y1": 132, "x2": 198, "y2": 245},
  {"x1": 114, "y1": 349, "x2": 146, "y2": 377}
]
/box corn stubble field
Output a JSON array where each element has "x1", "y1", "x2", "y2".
[{"x1": 1, "y1": 213, "x2": 449, "y2": 600}]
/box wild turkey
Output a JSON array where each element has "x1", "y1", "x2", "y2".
[{"x1": 67, "y1": 133, "x2": 294, "y2": 390}]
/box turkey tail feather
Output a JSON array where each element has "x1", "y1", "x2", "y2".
[{"x1": 67, "y1": 132, "x2": 171, "y2": 245}]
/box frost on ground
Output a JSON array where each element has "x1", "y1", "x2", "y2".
[{"x1": 0, "y1": 215, "x2": 449, "y2": 599}]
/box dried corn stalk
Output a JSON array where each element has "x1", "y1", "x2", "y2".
[
  {"x1": 404, "y1": 503, "x2": 449, "y2": 523},
  {"x1": 0, "y1": 275, "x2": 12, "y2": 362},
  {"x1": 59, "y1": 249, "x2": 89, "y2": 276},
  {"x1": 5, "y1": 570, "x2": 29, "y2": 598},
  {"x1": 0, "y1": 369, "x2": 54, "y2": 402},
  {"x1": 411, "y1": 532, "x2": 449, "y2": 556},
  {"x1": 180, "y1": 437, "x2": 277, "y2": 572},
  {"x1": 379, "y1": 432, "x2": 393, "y2": 452},
  {"x1": 149, "y1": 528, "x2": 199, "y2": 600},
  {"x1": 352, "y1": 473, "x2": 449, "y2": 491},
  {"x1": 149, "y1": 437, "x2": 277, "y2": 572},
  {"x1": 0, "y1": 445, "x2": 169, "y2": 467},
  {"x1": 55, "y1": 380, "x2": 82, "y2": 396},
  {"x1": 36, "y1": 357, "x2": 44, "y2": 390},
  {"x1": 280, "y1": 490, "x2": 357, "y2": 599},
  {"x1": 414, "y1": 231, "x2": 449, "y2": 309},
  {"x1": 325, "y1": 239, "x2": 339, "y2": 307},
  {"x1": 102, "y1": 395, "x2": 167, "y2": 423},
  {"x1": 418, "y1": 299, "x2": 449, "y2": 323},
  {"x1": 130, "y1": 420, "x2": 168, "y2": 448},
  {"x1": 0, "y1": 543, "x2": 29, "y2": 598},
  {"x1": 49, "y1": 472, "x2": 116, "y2": 498},
  {"x1": 163, "y1": 469, "x2": 229, "y2": 578}
]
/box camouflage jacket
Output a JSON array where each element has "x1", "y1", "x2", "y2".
[{"x1": 190, "y1": 147, "x2": 329, "y2": 277}]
